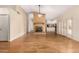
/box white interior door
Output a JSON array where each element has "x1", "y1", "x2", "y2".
[{"x1": 0, "y1": 14, "x2": 9, "y2": 41}]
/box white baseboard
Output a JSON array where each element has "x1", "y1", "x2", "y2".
[
  {"x1": 71, "y1": 37, "x2": 79, "y2": 41},
  {"x1": 10, "y1": 32, "x2": 26, "y2": 41}
]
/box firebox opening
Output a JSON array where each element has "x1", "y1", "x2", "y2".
[{"x1": 35, "y1": 26, "x2": 43, "y2": 32}]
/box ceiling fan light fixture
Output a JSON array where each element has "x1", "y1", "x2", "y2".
[
  {"x1": 38, "y1": 13, "x2": 42, "y2": 17},
  {"x1": 38, "y1": 5, "x2": 43, "y2": 17}
]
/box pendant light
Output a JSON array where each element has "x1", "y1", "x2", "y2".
[{"x1": 38, "y1": 5, "x2": 42, "y2": 17}]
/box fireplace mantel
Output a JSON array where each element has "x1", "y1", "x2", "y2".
[{"x1": 34, "y1": 22, "x2": 44, "y2": 25}]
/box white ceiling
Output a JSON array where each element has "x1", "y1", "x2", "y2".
[{"x1": 21, "y1": 5, "x2": 73, "y2": 20}]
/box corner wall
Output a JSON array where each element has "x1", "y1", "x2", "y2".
[{"x1": 10, "y1": 6, "x2": 28, "y2": 41}]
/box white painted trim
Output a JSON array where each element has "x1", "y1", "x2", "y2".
[
  {"x1": 9, "y1": 32, "x2": 25, "y2": 41},
  {"x1": 71, "y1": 36, "x2": 79, "y2": 41}
]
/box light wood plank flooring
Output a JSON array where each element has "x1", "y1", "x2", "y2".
[{"x1": 0, "y1": 33, "x2": 79, "y2": 53}]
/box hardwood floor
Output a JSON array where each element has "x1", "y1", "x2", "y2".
[{"x1": 0, "y1": 32, "x2": 79, "y2": 53}]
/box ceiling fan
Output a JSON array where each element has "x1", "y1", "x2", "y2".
[{"x1": 38, "y1": 5, "x2": 45, "y2": 17}]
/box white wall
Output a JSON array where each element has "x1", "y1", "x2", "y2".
[
  {"x1": 56, "y1": 6, "x2": 79, "y2": 41},
  {"x1": 9, "y1": 6, "x2": 28, "y2": 41},
  {"x1": 0, "y1": 8, "x2": 9, "y2": 14}
]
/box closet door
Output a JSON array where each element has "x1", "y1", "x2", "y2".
[{"x1": 0, "y1": 14, "x2": 9, "y2": 41}]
